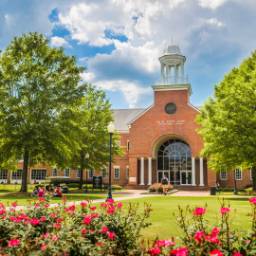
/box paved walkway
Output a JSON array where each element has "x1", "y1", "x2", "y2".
[{"x1": 8, "y1": 189, "x2": 211, "y2": 211}]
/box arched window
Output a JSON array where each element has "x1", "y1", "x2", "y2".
[{"x1": 157, "y1": 139, "x2": 192, "y2": 185}]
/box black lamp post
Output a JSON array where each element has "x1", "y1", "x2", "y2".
[{"x1": 107, "y1": 121, "x2": 115, "y2": 200}]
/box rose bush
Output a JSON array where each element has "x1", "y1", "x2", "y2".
[
  {"x1": 0, "y1": 197, "x2": 151, "y2": 255},
  {"x1": 146, "y1": 198, "x2": 256, "y2": 256}
]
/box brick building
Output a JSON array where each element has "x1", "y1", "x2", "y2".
[{"x1": 0, "y1": 45, "x2": 252, "y2": 189}]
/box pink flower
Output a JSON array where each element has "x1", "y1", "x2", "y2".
[
  {"x1": 210, "y1": 249, "x2": 223, "y2": 256},
  {"x1": 148, "y1": 247, "x2": 161, "y2": 255},
  {"x1": 107, "y1": 205, "x2": 116, "y2": 215},
  {"x1": 65, "y1": 204, "x2": 76, "y2": 214},
  {"x1": 0, "y1": 208, "x2": 6, "y2": 215},
  {"x1": 41, "y1": 243, "x2": 47, "y2": 251},
  {"x1": 80, "y1": 201, "x2": 88, "y2": 208},
  {"x1": 8, "y1": 239, "x2": 20, "y2": 247},
  {"x1": 170, "y1": 247, "x2": 188, "y2": 256},
  {"x1": 83, "y1": 215, "x2": 92, "y2": 225},
  {"x1": 193, "y1": 207, "x2": 206, "y2": 216},
  {"x1": 11, "y1": 202, "x2": 17, "y2": 208},
  {"x1": 249, "y1": 197, "x2": 256, "y2": 204},
  {"x1": 100, "y1": 226, "x2": 109, "y2": 234},
  {"x1": 40, "y1": 216, "x2": 47, "y2": 222},
  {"x1": 52, "y1": 235, "x2": 58, "y2": 241},
  {"x1": 53, "y1": 223, "x2": 61, "y2": 229},
  {"x1": 106, "y1": 198, "x2": 114, "y2": 204},
  {"x1": 194, "y1": 231, "x2": 204, "y2": 243},
  {"x1": 155, "y1": 240, "x2": 175, "y2": 248},
  {"x1": 211, "y1": 227, "x2": 220, "y2": 237},
  {"x1": 107, "y1": 231, "x2": 116, "y2": 240},
  {"x1": 117, "y1": 202, "x2": 123, "y2": 209},
  {"x1": 220, "y1": 207, "x2": 230, "y2": 215},
  {"x1": 30, "y1": 218, "x2": 40, "y2": 226}
]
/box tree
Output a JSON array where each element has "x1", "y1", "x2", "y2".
[
  {"x1": 70, "y1": 85, "x2": 121, "y2": 189},
  {"x1": 198, "y1": 51, "x2": 256, "y2": 191},
  {"x1": 0, "y1": 33, "x2": 86, "y2": 192}
]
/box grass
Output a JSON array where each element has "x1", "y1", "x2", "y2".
[
  {"x1": 0, "y1": 184, "x2": 123, "y2": 206},
  {"x1": 123, "y1": 196, "x2": 253, "y2": 240}
]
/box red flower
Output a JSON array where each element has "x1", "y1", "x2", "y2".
[
  {"x1": 155, "y1": 240, "x2": 175, "y2": 248},
  {"x1": 249, "y1": 197, "x2": 256, "y2": 204},
  {"x1": 194, "y1": 231, "x2": 204, "y2": 243},
  {"x1": 90, "y1": 206, "x2": 97, "y2": 211},
  {"x1": 107, "y1": 231, "x2": 116, "y2": 240},
  {"x1": 106, "y1": 198, "x2": 114, "y2": 204},
  {"x1": 210, "y1": 249, "x2": 223, "y2": 256},
  {"x1": 83, "y1": 215, "x2": 92, "y2": 225},
  {"x1": 81, "y1": 228, "x2": 87, "y2": 235},
  {"x1": 40, "y1": 216, "x2": 47, "y2": 222},
  {"x1": 41, "y1": 243, "x2": 47, "y2": 251},
  {"x1": 30, "y1": 218, "x2": 40, "y2": 226},
  {"x1": 8, "y1": 239, "x2": 20, "y2": 247},
  {"x1": 80, "y1": 201, "x2": 88, "y2": 208},
  {"x1": 117, "y1": 202, "x2": 123, "y2": 209},
  {"x1": 65, "y1": 204, "x2": 76, "y2": 214},
  {"x1": 193, "y1": 207, "x2": 206, "y2": 216},
  {"x1": 53, "y1": 223, "x2": 61, "y2": 229},
  {"x1": 170, "y1": 247, "x2": 188, "y2": 256},
  {"x1": 107, "y1": 205, "x2": 116, "y2": 215},
  {"x1": 0, "y1": 208, "x2": 6, "y2": 215},
  {"x1": 11, "y1": 202, "x2": 17, "y2": 208},
  {"x1": 220, "y1": 207, "x2": 230, "y2": 215},
  {"x1": 148, "y1": 247, "x2": 161, "y2": 255},
  {"x1": 100, "y1": 226, "x2": 109, "y2": 234}
]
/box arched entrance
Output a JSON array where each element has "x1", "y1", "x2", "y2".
[{"x1": 157, "y1": 139, "x2": 192, "y2": 185}]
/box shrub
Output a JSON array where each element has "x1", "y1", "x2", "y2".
[
  {"x1": 0, "y1": 198, "x2": 151, "y2": 255},
  {"x1": 146, "y1": 198, "x2": 256, "y2": 255},
  {"x1": 148, "y1": 183, "x2": 173, "y2": 193}
]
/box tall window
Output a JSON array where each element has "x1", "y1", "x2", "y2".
[
  {"x1": 126, "y1": 166, "x2": 129, "y2": 179},
  {"x1": 235, "y1": 168, "x2": 242, "y2": 180},
  {"x1": 12, "y1": 169, "x2": 22, "y2": 180},
  {"x1": 127, "y1": 140, "x2": 130, "y2": 151},
  {"x1": 31, "y1": 169, "x2": 46, "y2": 180},
  {"x1": 52, "y1": 168, "x2": 58, "y2": 177},
  {"x1": 219, "y1": 169, "x2": 227, "y2": 180},
  {"x1": 88, "y1": 170, "x2": 94, "y2": 179},
  {"x1": 64, "y1": 168, "x2": 70, "y2": 177},
  {"x1": 76, "y1": 170, "x2": 81, "y2": 178},
  {"x1": 0, "y1": 170, "x2": 8, "y2": 180},
  {"x1": 102, "y1": 169, "x2": 107, "y2": 178},
  {"x1": 114, "y1": 167, "x2": 120, "y2": 180}
]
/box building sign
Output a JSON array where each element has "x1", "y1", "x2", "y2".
[
  {"x1": 157, "y1": 120, "x2": 185, "y2": 126},
  {"x1": 92, "y1": 176, "x2": 103, "y2": 189}
]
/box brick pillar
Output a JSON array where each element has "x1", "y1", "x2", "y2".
[{"x1": 128, "y1": 157, "x2": 138, "y2": 185}]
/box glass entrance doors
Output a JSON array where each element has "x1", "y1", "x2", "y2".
[{"x1": 180, "y1": 171, "x2": 192, "y2": 185}]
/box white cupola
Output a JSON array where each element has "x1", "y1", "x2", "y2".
[{"x1": 159, "y1": 45, "x2": 187, "y2": 85}]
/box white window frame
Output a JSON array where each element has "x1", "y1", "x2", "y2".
[
  {"x1": 102, "y1": 168, "x2": 107, "y2": 178},
  {"x1": 31, "y1": 169, "x2": 47, "y2": 181},
  {"x1": 114, "y1": 166, "x2": 120, "y2": 180},
  {"x1": 12, "y1": 169, "x2": 22, "y2": 180},
  {"x1": 235, "y1": 168, "x2": 242, "y2": 181},
  {"x1": 0, "y1": 170, "x2": 8, "y2": 180},
  {"x1": 76, "y1": 169, "x2": 81, "y2": 178},
  {"x1": 88, "y1": 169, "x2": 94, "y2": 179},
  {"x1": 219, "y1": 169, "x2": 227, "y2": 181},
  {"x1": 52, "y1": 168, "x2": 58, "y2": 177},
  {"x1": 64, "y1": 168, "x2": 70, "y2": 177}
]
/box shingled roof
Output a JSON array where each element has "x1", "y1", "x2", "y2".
[{"x1": 112, "y1": 108, "x2": 145, "y2": 132}]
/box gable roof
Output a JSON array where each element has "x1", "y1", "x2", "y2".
[{"x1": 112, "y1": 108, "x2": 145, "y2": 132}]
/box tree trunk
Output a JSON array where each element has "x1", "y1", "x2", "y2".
[
  {"x1": 79, "y1": 152, "x2": 85, "y2": 190},
  {"x1": 20, "y1": 149, "x2": 29, "y2": 193},
  {"x1": 252, "y1": 165, "x2": 256, "y2": 192}
]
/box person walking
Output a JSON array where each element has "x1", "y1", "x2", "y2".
[{"x1": 161, "y1": 175, "x2": 169, "y2": 195}]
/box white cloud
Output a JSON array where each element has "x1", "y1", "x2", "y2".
[
  {"x1": 205, "y1": 18, "x2": 224, "y2": 28},
  {"x1": 96, "y1": 79, "x2": 151, "y2": 108},
  {"x1": 198, "y1": 0, "x2": 229, "y2": 9},
  {"x1": 81, "y1": 71, "x2": 95, "y2": 83},
  {"x1": 50, "y1": 36, "x2": 69, "y2": 47}
]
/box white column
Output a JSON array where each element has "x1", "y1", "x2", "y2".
[
  {"x1": 200, "y1": 157, "x2": 205, "y2": 186},
  {"x1": 140, "y1": 157, "x2": 144, "y2": 185},
  {"x1": 148, "y1": 157, "x2": 152, "y2": 185},
  {"x1": 192, "y1": 157, "x2": 196, "y2": 186},
  {"x1": 175, "y1": 65, "x2": 179, "y2": 83}
]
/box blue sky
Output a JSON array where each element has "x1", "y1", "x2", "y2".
[{"x1": 1, "y1": 0, "x2": 256, "y2": 108}]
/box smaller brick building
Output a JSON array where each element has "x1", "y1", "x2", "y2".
[{"x1": 0, "y1": 45, "x2": 252, "y2": 190}]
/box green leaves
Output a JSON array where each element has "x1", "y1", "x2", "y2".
[{"x1": 198, "y1": 50, "x2": 256, "y2": 180}]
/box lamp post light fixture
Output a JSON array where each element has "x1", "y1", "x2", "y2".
[{"x1": 107, "y1": 121, "x2": 115, "y2": 200}]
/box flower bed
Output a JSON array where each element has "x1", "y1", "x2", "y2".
[
  {"x1": 0, "y1": 197, "x2": 151, "y2": 255},
  {"x1": 147, "y1": 198, "x2": 256, "y2": 256}
]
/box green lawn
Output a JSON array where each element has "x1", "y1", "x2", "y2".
[
  {"x1": 0, "y1": 184, "x2": 122, "y2": 206},
  {"x1": 124, "y1": 196, "x2": 253, "y2": 240}
]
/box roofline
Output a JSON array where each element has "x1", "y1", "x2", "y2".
[
  {"x1": 188, "y1": 102, "x2": 201, "y2": 112},
  {"x1": 127, "y1": 105, "x2": 154, "y2": 125}
]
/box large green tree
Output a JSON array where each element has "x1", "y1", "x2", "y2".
[
  {"x1": 70, "y1": 85, "x2": 121, "y2": 189},
  {"x1": 198, "y1": 51, "x2": 256, "y2": 191},
  {"x1": 0, "y1": 33, "x2": 86, "y2": 192}
]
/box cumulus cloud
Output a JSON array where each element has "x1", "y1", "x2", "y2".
[
  {"x1": 50, "y1": 36, "x2": 69, "y2": 47},
  {"x1": 198, "y1": 0, "x2": 230, "y2": 9}
]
